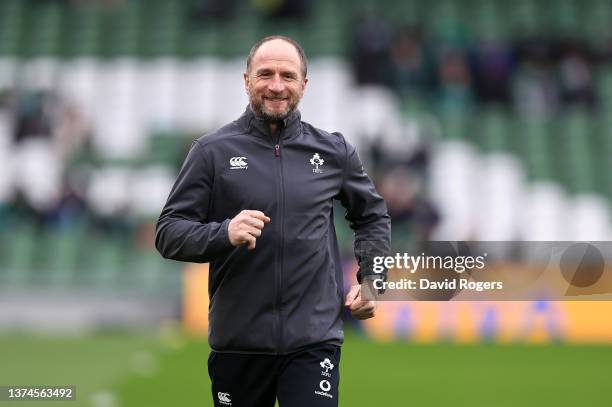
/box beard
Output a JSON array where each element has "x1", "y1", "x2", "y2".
[{"x1": 248, "y1": 89, "x2": 301, "y2": 122}]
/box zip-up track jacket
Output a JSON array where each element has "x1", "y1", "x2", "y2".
[{"x1": 156, "y1": 107, "x2": 390, "y2": 354}]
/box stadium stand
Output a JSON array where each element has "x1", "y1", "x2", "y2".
[{"x1": 0, "y1": 0, "x2": 610, "y2": 294}]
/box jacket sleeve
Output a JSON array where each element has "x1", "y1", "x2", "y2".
[
  {"x1": 155, "y1": 140, "x2": 233, "y2": 263},
  {"x1": 337, "y1": 136, "x2": 391, "y2": 283}
]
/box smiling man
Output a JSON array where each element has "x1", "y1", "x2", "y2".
[
  {"x1": 156, "y1": 36, "x2": 390, "y2": 407},
  {"x1": 245, "y1": 38, "x2": 306, "y2": 123}
]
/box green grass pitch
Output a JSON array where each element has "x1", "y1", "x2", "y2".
[{"x1": 1, "y1": 329, "x2": 611, "y2": 406}]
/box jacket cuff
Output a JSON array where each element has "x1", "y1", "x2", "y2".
[{"x1": 219, "y1": 218, "x2": 234, "y2": 249}]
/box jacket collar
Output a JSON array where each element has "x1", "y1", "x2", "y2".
[{"x1": 238, "y1": 105, "x2": 302, "y2": 140}]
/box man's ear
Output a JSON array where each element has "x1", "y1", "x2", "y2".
[{"x1": 243, "y1": 72, "x2": 250, "y2": 92}]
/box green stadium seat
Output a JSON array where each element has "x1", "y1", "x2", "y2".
[
  {"x1": 597, "y1": 67, "x2": 612, "y2": 111},
  {"x1": 439, "y1": 111, "x2": 470, "y2": 142},
  {"x1": 3, "y1": 220, "x2": 37, "y2": 286},
  {"x1": 517, "y1": 119, "x2": 554, "y2": 183},
  {"x1": 141, "y1": 0, "x2": 183, "y2": 58},
  {"x1": 0, "y1": 0, "x2": 25, "y2": 56},
  {"x1": 64, "y1": 4, "x2": 103, "y2": 58},
  {"x1": 124, "y1": 248, "x2": 169, "y2": 293},
  {"x1": 504, "y1": 0, "x2": 541, "y2": 38},
  {"x1": 23, "y1": 1, "x2": 64, "y2": 57},
  {"x1": 146, "y1": 132, "x2": 191, "y2": 168},
  {"x1": 582, "y1": 0, "x2": 612, "y2": 44},
  {"x1": 546, "y1": 0, "x2": 580, "y2": 36},
  {"x1": 477, "y1": 107, "x2": 511, "y2": 153},
  {"x1": 556, "y1": 111, "x2": 595, "y2": 194},
  {"x1": 82, "y1": 234, "x2": 127, "y2": 288},
  {"x1": 44, "y1": 223, "x2": 88, "y2": 286},
  {"x1": 181, "y1": 22, "x2": 220, "y2": 58},
  {"x1": 384, "y1": 0, "x2": 422, "y2": 28},
  {"x1": 426, "y1": 0, "x2": 467, "y2": 45},
  {"x1": 468, "y1": 0, "x2": 508, "y2": 41},
  {"x1": 102, "y1": 0, "x2": 142, "y2": 58},
  {"x1": 593, "y1": 117, "x2": 612, "y2": 201}
]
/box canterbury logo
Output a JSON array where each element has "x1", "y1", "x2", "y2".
[
  {"x1": 218, "y1": 392, "x2": 231, "y2": 405},
  {"x1": 229, "y1": 156, "x2": 247, "y2": 169}
]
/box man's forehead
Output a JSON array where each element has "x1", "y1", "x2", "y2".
[{"x1": 251, "y1": 39, "x2": 301, "y2": 68}]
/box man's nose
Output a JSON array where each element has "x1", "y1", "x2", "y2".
[{"x1": 268, "y1": 75, "x2": 284, "y2": 93}]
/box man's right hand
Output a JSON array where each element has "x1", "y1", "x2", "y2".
[{"x1": 228, "y1": 210, "x2": 271, "y2": 250}]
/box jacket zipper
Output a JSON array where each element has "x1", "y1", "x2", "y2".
[{"x1": 274, "y1": 131, "x2": 285, "y2": 353}]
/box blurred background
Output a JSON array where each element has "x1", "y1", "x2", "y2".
[{"x1": 0, "y1": 0, "x2": 612, "y2": 406}]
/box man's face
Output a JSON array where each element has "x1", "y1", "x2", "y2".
[{"x1": 244, "y1": 39, "x2": 307, "y2": 121}]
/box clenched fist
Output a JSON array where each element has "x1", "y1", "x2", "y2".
[
  {"x1": 345, "y1": 284, "x2": 376, "y2": 320},
  {"x1": 228, "y1": 210, "x2": 271, "y2": 250}
]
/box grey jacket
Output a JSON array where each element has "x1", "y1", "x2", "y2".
[{"x1": 156, "y1": 107, "x2": 390, "y2": 354}]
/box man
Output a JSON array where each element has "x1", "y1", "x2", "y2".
[{"x1": 156, "y1": 35, "x2": 390, "y2": 407}]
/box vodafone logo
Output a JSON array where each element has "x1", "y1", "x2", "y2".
[
  {"x1": 319, "y1": 380, "x2": 331, "y2": 392},
  {"x1": 229, "y1": 157, "x2": 248, "y2": 170},
  {"x1": 314, "y1": 379, "x2": 333, "y2": 399}
]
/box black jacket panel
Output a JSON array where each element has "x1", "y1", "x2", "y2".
[{"x1": 156, "y1": 108, "x2": 390, "y2": 354}]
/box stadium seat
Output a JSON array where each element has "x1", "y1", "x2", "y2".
[
  {"x1": 102, "y1": 0, "x2": 141, "y2": 58},
  {"x1": 597, "y1": 67, "x2": 612, "y2": 112},
  {"x1": 211, "y1": 59, "x2": 249, "y2": 126},
  {"x1": 57, "y1": 58, "x2": 99, "y2": 122},
  {"x1": 546, "y1": 0, "x2": 579, "y2": 36},
  {"x1": 520, "y1": 182, "x2": 571, "y2": 240},
  {"x1": 91, "y1": 59, "x2": 146, "y2": 158},
  {"x1": 557, "y1": 111, "x2": 595, "y2": 194},
  {"x1": 44, "y1": 224, "x2": 87, "y2": 286},
  {"x1": 20, "y1": 58, "x2": 59, "y2": 92},
  {"x1": 430, "y1": 140, "x2": 480, "y2": 240},
  {"x1": 0, "y1": 57, "x2": 17, "y2": 89},
  {"x1": 124, "y1": 248, "x2": 169, "y2": 293},
  {"x1": 1, "y1": 0, "x2": 611, "y2": 295},
  {"x1": 136, "y1": 58, "x2": 179, "y2": 131},
  {"x1": 3, "y1": 220, "x2": 37, "y2": 286},
  {"x1": 343, "y1": 86, "x2": 403, "y2": 153},
  {"x1": 475, "y1": 153, "x2": 526, "y2": 240},
  {"x1": 568, "y1": 195, "x2": 612, "y2": 240},
  {"x1": 468, "y1": 0, "x2": 507, "y2": 40},
  {"x1": 0, "y1": 0, "x2": 24, "y2": 57},
  {"x1": 517, "y1": 119, "x2": 555, "y2": 183},
  {"x1": 24, "y1": 1, "x2": 63, "y2": 58},
  {"x1": 581, "y1": 0, "x2": 612, "y2": 43},
  {"x1": 128, "y1": 165, "x2": 176, "y2": 220},
  {"x1": 477, "y1": 108, "x2": 511, "y2": 153},
  {"x1": 173, "y1": 58, "x2": 222, "y2": 130},
  {"x1": 146, "y1": 132, "x2": 191, "y2": 168},
  {"x1": 63, "y1": 4, "x2": 102, "y2": 57},
  {"x1": 301, "y1": 58, "x2": 353, "y2": 138},
  {"x1": 85, "y1": 166, "x2": 131, "y2": 218},
  {"x1": 141, "y1": 0, "x2": 183, "y2": 58},
  {"x1": 505, "y1": 0, "x2": 542, "y2": 38},
  {"x1": 13, "y1": 139, "x2": 62, "y2": 213},
  {"x1": 85, "y1": 235, "x2": 126, "y2": 288}
]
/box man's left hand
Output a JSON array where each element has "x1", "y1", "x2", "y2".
[{"x1": 344, "y1": 284, "x2": 376, "y2": 320}]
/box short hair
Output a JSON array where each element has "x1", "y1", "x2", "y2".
[{"x1": 246, "y1": 35, "x2": 308, "y2": 79}]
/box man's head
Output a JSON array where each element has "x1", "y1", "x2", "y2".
[{"x1": 244, "y1": 36, "x2": 308, "y2": 121}]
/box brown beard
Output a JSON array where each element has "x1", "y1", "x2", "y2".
[{"x1": 248, "y1": 89, "x2": 300, "y2": 122}]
